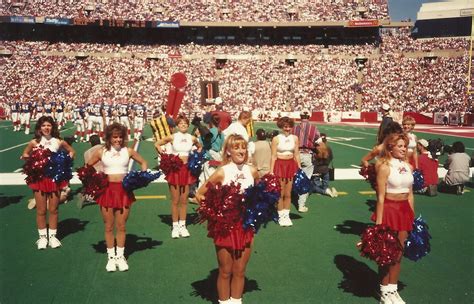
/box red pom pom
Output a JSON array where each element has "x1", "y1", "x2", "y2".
[
  {"x1": 197, "y1": 182, "x2": 245, "y2": 238},
  {"x1": 76, "y1": 165, "x2": 109, "y2": 199},
  {"x1": 358, "y1": 225, "x2": 402, "y2": 267},
  {"x1": 159, "y1": 153, "x2": 184, "y2": 176},
  {"x1": 260, "y1": 173, "x2": 281, "y2": 193},
  {"x1": 23, "y1": 146, "x2": 52, "y2": 184},
  {"x1": 359, "y1": 163, "x2": 377, "y2": 190}
]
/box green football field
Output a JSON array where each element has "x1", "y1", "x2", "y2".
[{"x1": 0, "y1": 120, "x2": 473, "y2": 304}]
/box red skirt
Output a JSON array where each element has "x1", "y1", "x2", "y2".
[
  {"x1": 211, "y1": 222, "x2": 254, "y2": 252},
  {"x1": 273, "y1": 158, "x2": 298, "y2": 179},
  {"x1": 28, "y1": 178, "x2": 68, "y2": 193},
  {"x1": 372, "y1": 198, "x2": 414, "y2": 231},
  {"x1": 165, "y1": 164, "x2": 196, "y2": 186},
  {"x1": 96, "y1": 182, "x2": 135, "y2": 209}
]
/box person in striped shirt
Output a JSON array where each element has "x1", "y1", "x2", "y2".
[{"x1": 293, "y1": 109, "x2": 319, "y2": 212}]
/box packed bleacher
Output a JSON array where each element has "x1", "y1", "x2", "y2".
[
  {"x1": 0, "y1": 25, "x2": 471, "y2": 115},
  {"x1": 1, "y1": 0, "x2": 389, "y2": 22}
]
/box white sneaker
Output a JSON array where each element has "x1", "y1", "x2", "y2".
[
  {"x1": 106, "y1": 257, "x2": 117, "y2": 272},
  {"x1": 331, "y1": 187, "x2": 338, "y2": 197},
  {"x1": 379, "y1": 292, "x2": 395, "y2": 304},
  {"x1": 36, "y1": 236, "x2": 48, "y2": 250},
  {"x1": 116, "y1": 256, "x2": 129, "y2": 271},
  {"x1": 298, "y1": 206, "x2": 309, "y2": 213},
  {"x1": 325, "y1": 188, "x2": 335, "y2": 198},
  {"x1": 278, "y1": 216, "x2": 286, "y2": 227},
  {"x1": 171, "y1": 226, "x2": 180, "y2": 239},
  {"x1": 27, "y1": 198, "x2": 36, "y2": 210},
  {"x1": 179, "y1": 226, "x2": 190, "y2": 238},
  {"x1": 286, "y1": 215, "x2": 293, "y2": 227},
  {"x1": 48, "y1": 235, "x2": 62, "y2": 248},
  {"x1": 388, "y1": 291, "x2": 406, "y2": 304}
]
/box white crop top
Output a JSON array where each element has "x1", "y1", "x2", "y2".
[
  {"x1": 407, "y1": 133, "x2": 417, "y2": 152},
  {"x1": 222, "y1": 163, "x2": 254, "y2": 191},
  {"x1": 386, "y1": 158, "x2": 413, "y2": 193},
  {"x1": 101, "y1": 147, "x2": 129, "y2": 175},
  {"x1": 172, "y1": 132, "x2": 194, "y2": 157},
  {"x1": 38, "y1": 136, "x2": 60, "y2": 152},
  {"x1": 276, "y1": 134, "x2": 296, "y2": 156}
]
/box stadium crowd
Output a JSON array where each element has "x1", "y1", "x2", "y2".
[{"x1": 1, "y1": 0, "x2": 389, "y2": 22}]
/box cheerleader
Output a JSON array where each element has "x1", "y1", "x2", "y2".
[
  {"x1": 402, "y1": 116, "x2": 418, "y2": 169},
  {"x1": 375, "y1": 133, "x2": 415, "y2": 304},
  {"x1": 270, "y1": 117, "x2": 300, "y2": 227},
  {"x1": 21, "y1": 116, "x2": 75, "y2": 250},
  {"x1": 195, "y1": 134, "x2": 259, "y2": 304},
  {"x1": 86, "y1": 123, "x2": 147, "y2": 272},
  {"x1": 155, "y1": 115, "x2": 201, "y2": 239}
]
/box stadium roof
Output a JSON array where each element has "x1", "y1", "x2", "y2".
[{"x1": 417, "y1": 0, "x2": 473, "y2": 20}]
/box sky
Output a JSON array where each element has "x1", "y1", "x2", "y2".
[{"x1": 388, "y1": 0, "x2": 440, "y2": 21}]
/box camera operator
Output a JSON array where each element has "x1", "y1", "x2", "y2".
[{"x1": 439, "y1": 141, "x2": 470, "y2": 195}]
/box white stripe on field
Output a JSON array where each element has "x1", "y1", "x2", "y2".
[
  {"x1": 1, "y1": 168, "x2": 459, "y2": 185},
  {"x1": 328, "y1": 140, "x2": 372, "y2": 151},
  {"x1": 0, "y1": 126, "x2": 75, "y2": 153}
]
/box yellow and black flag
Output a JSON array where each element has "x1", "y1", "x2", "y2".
[{"x1": 150, "y1": 115, "x2": 172, "y2": 141}]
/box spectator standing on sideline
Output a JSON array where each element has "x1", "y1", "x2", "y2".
[
  {"x1": 222, "y1": 111, "x2": 251, "y2": 142},
  {"x1": 252, "y1": 129, "x2": 271, "y2": 178},
  {"x1": 415, "y1": 139, "x2": 438, "y2": 196},
  {"x1": 293, "y1": 109, "x2": 320, "y2": 212},
  {"x1": 439, "y1": 141, "x2": 470, "y2": 195},
  {"x1": 377, "y1": 103, "x2": 393, "y2": 145}
]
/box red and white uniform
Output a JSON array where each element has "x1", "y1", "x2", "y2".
[
  {"x1": 96, "y1": 147, "x2": 135, "y2": 209},
  {"x1": 273, "y1": 134, "x2": 298, "y2": 179},
  {"x1": 165, "y1": 132, "x2": 196, "y2": 186}
]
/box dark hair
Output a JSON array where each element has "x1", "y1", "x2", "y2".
[
  {"x1": 320, "y1": 133, "x2": 327, "y2": 143},
  {"x1": 211, "y1": 113, "x2": 220, "y2": 127},
  {"x1": 378, "y1": 121, "x2": 403, "y2": 145},
  {"x1": 34, "y1": 116, "x2": 60, "y2": 142},
  {"x1": 256, "y1": 128, "x2": 266, "y2": 140},
  {"x1": 175, "y1": 114, "x2": 189, "y2": 126},
  {"x1": 452, "y1": 141, "x2": 465, "y2": 153},
  {"x1": 104, "y1": 123, "x2": 127, "y2": 150},
  {"x1": 276, "y1": 116, "x2": 294, "y2": 129},
  {"x1": 267, "y1": 130, "x2": 279, "y2": 140},
  {"x1": 89, "y1": 134, "x2": 101, "y2": 146}
]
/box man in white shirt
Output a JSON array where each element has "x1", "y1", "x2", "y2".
[{"x1": 222, "y1": 111, "x2": 251, "y2": 142}]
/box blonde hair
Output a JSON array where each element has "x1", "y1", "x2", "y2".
[
  {"x1": 222, "y1": 134, "x2": 248, "y2": 165},
  {"x1": 380, "y1": 133, "x2": 409, "y2": 163}
]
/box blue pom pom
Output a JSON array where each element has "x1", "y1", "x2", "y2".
[
  {"x1": 242, "y1": 180, "x2": 279, "y2": 233},
  {"x1": 122, "y1": 170, "x2": 161, "y2": 192},
  {"x1": 44, "y1": 150, "x2": 73, "y2": 183},
  {"x1": 188, "y1": 150, "x2": 205, "y2": 177},
  {"x1": 412, "y1": 169, "x2": 425, "y2": 191},
  {"x1": 292, "y1": 169, "x2": 311, "y2": 195},
  {"x1": 404, "y1": 215, "x2": 431, "y2": 261}
]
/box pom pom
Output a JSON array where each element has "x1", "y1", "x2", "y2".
[
  {"x1": 23, "y1": 146, "x2": 52, "y2": 184},
  {"x1": 260, "y1": 173, "x2": 282, "y2": 193},
  {"x1": 242, "y1": 175, "x2": 280, "y2": 233},
  {"x1": 76, "y1": 165, "x2": 109, "y2": 199},
  {"x1": 359, "y1": 163, "x2": 376, "y2": 190},
  {"x1": 187, "y1": 150, "x2": 205, "y2": 177},
  {"x1": 122, "y1": 170, "x2": 161, "y2": 192},
  {"x1": 358, "y1": 224, "x2": 402, "y2": 267},
  {"x1": 44, "y1": 150, "x2": 74, "y2": 183},
  {"x1": 412, "y1": 169, "x2": 425, "y2": 191},
  {"x1": 292, "y1": 169, "x2": 311, "y2": 195},
  {"x1": 197, "y1": 182, "x2": 245, "y2": 239},
  {"x1": 159, "y1": 153, "x2": 184, "y2": 176},
  {"x1": 404, "y1": 215, "x2": 431, "y2": 261}
]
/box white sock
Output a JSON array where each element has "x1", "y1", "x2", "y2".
[
  {"x1": 285, "y1": 209, "x2": 291, "y2": 217},
  {"x1": 380, "y1": 284, "x2": 390, "y2": 293},
  {"x1": 178, "y1": 220, "x2": 186, "y2": 227},
  {"x1": 230, "y1": 297, "x2": 242, "y2": 304},
  {"x1": 172, "y1": 221, "x2": 179, "y2": 228},
  {"x1": 277, "y1": 210, "x2": 284, "y2": 218},
  {"x1": 49, "y1": 229, "x2": 57, "y2": 237},
  {"x1": 388, "y1": 284, "x2": 397, "y2": 292},
  {"x1": 38, "y1": 228, "x2": 47, "y2": 237},
  {"x1": 106, "y1": 247, "x2": 115, "y2": 258},
  {"x1": 116, "y1": 247, "x2": 125, "y2": 257},
  {"x1": 218, "y1": 300, "x2": 229, "y2": 304}
]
